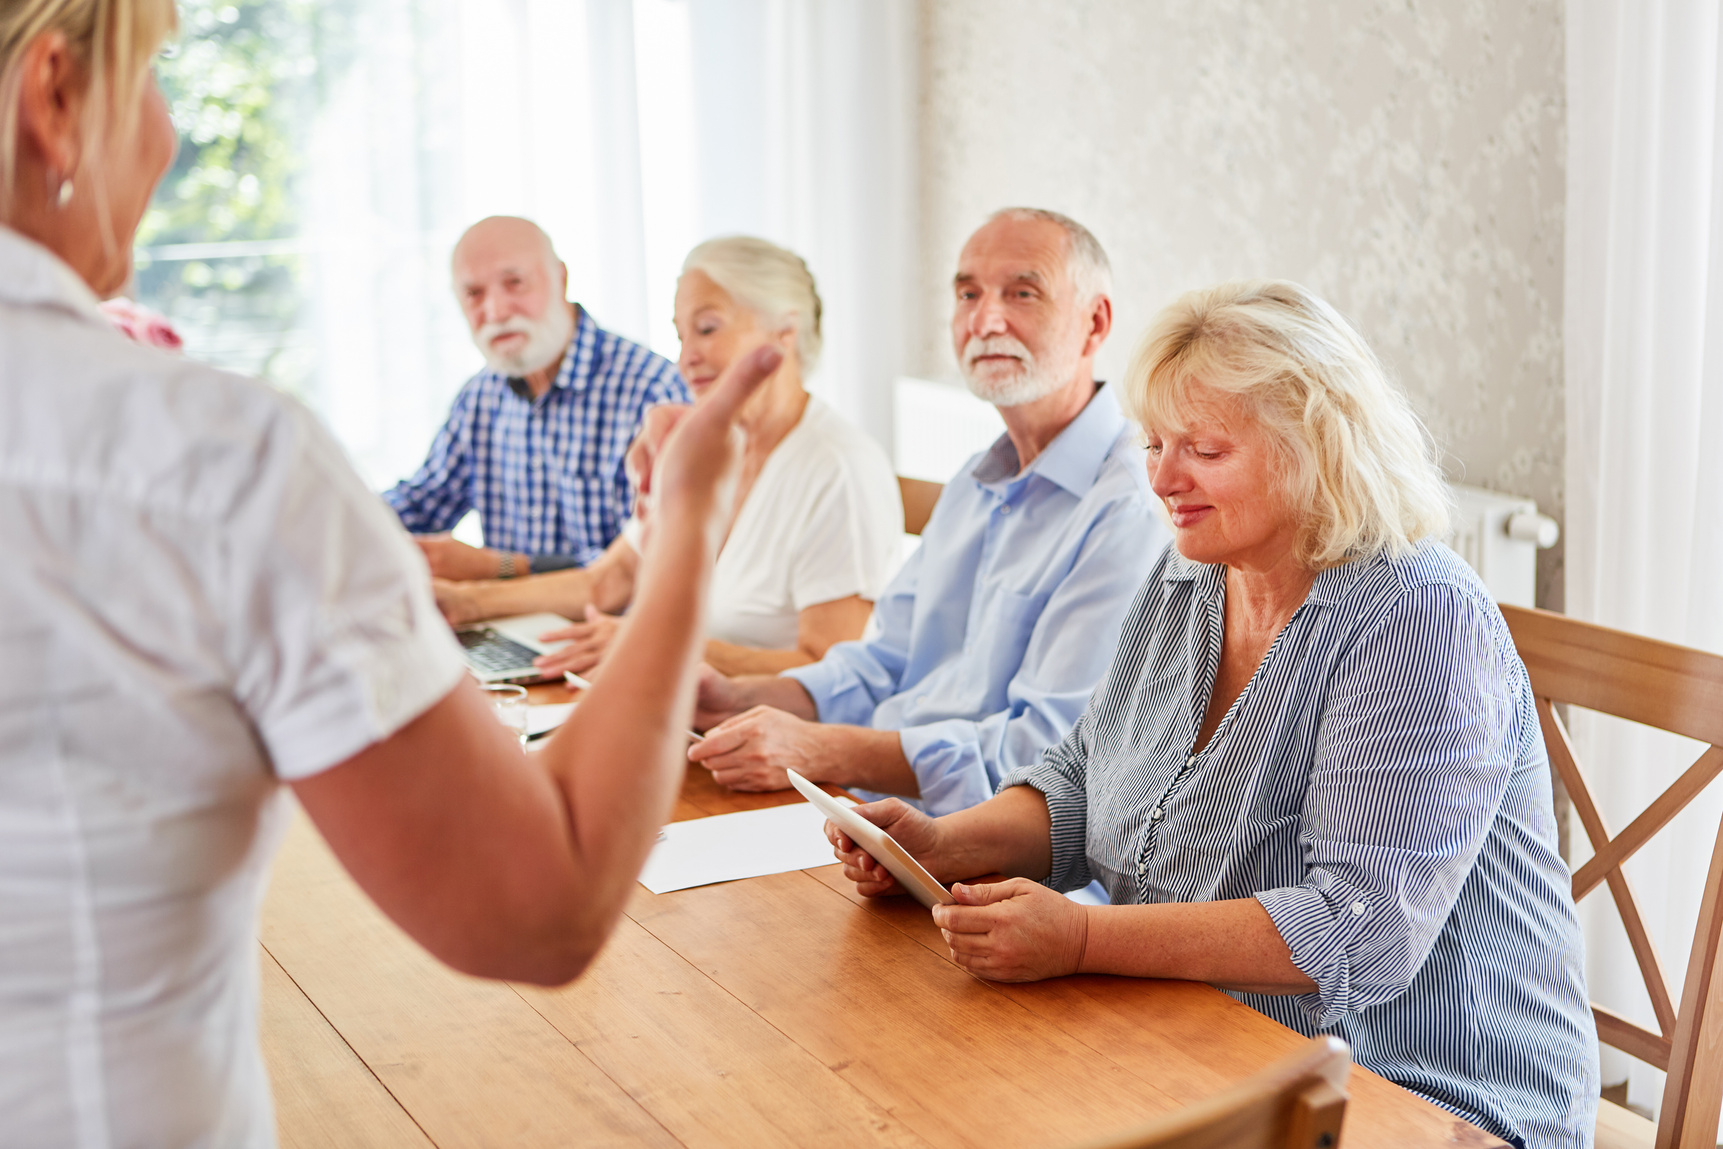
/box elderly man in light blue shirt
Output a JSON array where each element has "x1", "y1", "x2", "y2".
[{"x1": 689, "y1": 208, "x2": 1168, "y2": 816}]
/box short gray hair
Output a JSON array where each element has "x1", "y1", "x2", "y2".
[
  {"x1": 986, "y1": 207, "x2": 1112, "y2": 305},
  {"x1": 682, "y1": 236, "x2": 823, "y2": 373}
]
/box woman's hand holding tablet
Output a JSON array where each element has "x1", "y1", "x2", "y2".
[{"x1": 788, "y1": 770, "x2": 955, "y2": 908}]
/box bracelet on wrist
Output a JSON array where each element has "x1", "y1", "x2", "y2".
[{"x1": 497, "y1": 551, "x2": 518, "y2": 579}]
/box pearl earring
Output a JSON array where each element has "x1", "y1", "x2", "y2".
[{"x1": 55, "y1": 178, "x2": 73, "y2": 209}]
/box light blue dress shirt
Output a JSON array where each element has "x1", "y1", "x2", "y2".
[{"x1": 784, "y1": 384, "x2": 1168, "y2": 816}]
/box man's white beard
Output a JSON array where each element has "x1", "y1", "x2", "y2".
[
  {"x1": 474, "y1": 301, "x2": 575, "y2": 377},
  {"x1": 959, "y1": 334, "x2": 1076, "y2": 407}
]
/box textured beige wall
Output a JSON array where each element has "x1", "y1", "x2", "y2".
[{"x1": 916, "y1": 0, "x2": 1566, "y2": 606}]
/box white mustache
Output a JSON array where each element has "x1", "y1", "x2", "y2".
[
  {"x1": 476, "y1": 316, "x2": 536, "y2": 346},
  {"x1": 964, "y1": 335, "x2": 1034, "y2": 369}
]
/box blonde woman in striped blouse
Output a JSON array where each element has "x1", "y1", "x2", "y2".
[{"x1": 829, "y1": 281, "x2": 1597, "y2": 1149}]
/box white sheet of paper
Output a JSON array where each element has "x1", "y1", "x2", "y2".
[
  {"x1": 527, "y1": 702, "x2": 575, "y2": 737},
  {"x1": 637, "y1": 799, "x2": 853, "y2": 894}
]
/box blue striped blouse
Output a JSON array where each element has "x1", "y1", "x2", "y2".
[{"x1": 1001, "y1": 543, "x2": 1599, "y2": 1149}]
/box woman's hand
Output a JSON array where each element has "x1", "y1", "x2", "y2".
[
  {"x1": 624, "y1": 403, "x2": 690, "y2": 532},
  {"x1": 692, "y1": 664, "x2": 746, "y2": 730},
  {"x1": 826, "y1": 798, "x2": 947, "y2": 898},
  {"x1": 638, "y1": 344, "x2": 778, "y2": 548},
  {"x1": 932, "y1": 879, "x2": 1088, "y2": 983},
  {"x1": 531, "y1": 605, "x2": 622, "y2": 676}
]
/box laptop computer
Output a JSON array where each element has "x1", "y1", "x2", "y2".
[{"x1": 455, "y1": 612, "x2": 575, "y2": 684}]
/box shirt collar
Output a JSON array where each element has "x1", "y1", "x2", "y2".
[
  {"x1": 970, "y1": 382, "x2": 1128, "y2": 497},
  {"x1": 0, "y1": 226, "x2": 106, "y2": 323},
  {"x1": 503, "y1": 303, "x2": 593, "y2": 400},
  {"x1": 1160, "y1": 546, "x2": 1391, "y2": 606}
]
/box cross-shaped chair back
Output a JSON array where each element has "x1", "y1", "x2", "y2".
[
  {"x1": 1066, "y1": 1036, "x2": 1351, "y2": 1149},
  {"x1": 1502, "y1": 604, "x2": 1723, "y2": 1149}
]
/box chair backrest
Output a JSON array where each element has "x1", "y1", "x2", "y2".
[
  {"x1": 898, "y1": 476, "x2": 943, "y2": 536},
  {"x1": 1067, "y1": 1036, "x2": 1351, "y2": 1149},
  {"x1": 1501, "y1": 604, "x2": 1723, "y2": 1149}
]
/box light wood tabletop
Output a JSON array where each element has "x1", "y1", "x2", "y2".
[{"x1": 259, "y1": 750, "x2": 1509, "y2": 1149}]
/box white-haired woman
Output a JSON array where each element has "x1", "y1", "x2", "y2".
[
  {"x1": 435, "y1": 236, "x2": 904, "y2": 677},
  {"x1": 0, "y1": 2, "x2": 775, "y2": 1142},
  {"x1": 829, "y1": 282, "x2": 1598, "y2": 1148}
]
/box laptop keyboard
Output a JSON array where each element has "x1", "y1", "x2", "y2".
[{"x1": 458, "y1": 627, "x2": 541, "y2": 675}]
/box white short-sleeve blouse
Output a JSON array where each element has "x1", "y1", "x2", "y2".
[{"x1": 0, "y1": 227, "x2": 465, "y2": 1147}]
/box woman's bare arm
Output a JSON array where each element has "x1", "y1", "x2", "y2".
[
  {"x1": 291, "y1": 346, "x2": 781, "y2": 986},
  {"x1": 702, "y1": 594, "x2": 875, "y2": 675}
]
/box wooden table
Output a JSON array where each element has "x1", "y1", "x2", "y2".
[{"x1": 259, "y1": 759, "x2": 1507, "y2": 1148}]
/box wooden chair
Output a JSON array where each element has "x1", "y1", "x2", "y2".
[
  {"x1": 1501, "y1": 604, "x2": 1723, "y2": 1149},
  {"x1": 1066, "y1": 1036, "x2": 1350, "y2": 1149},
  {"x1": 897, "y1": 476, "x2": 943, "y2": 537}
]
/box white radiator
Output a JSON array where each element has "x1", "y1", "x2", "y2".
[{"x1": 1444, "y1": 484, "x2": 1559, "y2": 609}]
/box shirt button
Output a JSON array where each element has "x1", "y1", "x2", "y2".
[
  {"x1": 1351, "y1": 901, "x2": 1366, "y2": 916},
  {"x1": 998, "y1": 503, "x2": 1011, "y2": 514},
  {"x1": 1150, "y1": 807, "x2": 1163, "y2": 820}
]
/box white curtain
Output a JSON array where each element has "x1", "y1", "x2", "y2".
[
  {"x1": 686, "y1": 0, "x2": 917, "y2": 450},
  {"x1": 1564, "y1": 0, "x2": 1723, "y2": 1117},
  {"x1": 305, "y1": 0, "x2": 661, "y2": 490},
  {"x1": 302, "y1": 0, "x2": 915, "y2": 491}
]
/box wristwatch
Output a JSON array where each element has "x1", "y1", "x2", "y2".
[{"x1": 497, "y1": 552, "x2": 519, "y2": 579}]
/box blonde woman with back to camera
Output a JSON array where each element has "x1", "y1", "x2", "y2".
[
  {"x1": 434, "y1": 236, "x2": 904, "y2": 678},
  {"x1": 829, "y1": 281, "x2": 1599, "y2": 1148},
  {"x1": 0, "y1": 2, "x2": 777, "y2": 1144}
]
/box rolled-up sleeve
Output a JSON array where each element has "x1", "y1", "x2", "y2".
[
  {"x1": 999, "y1": 709, "x2": 1095, "y2": 892},
  {"x1": 784, "y1": 543, "x2": 921, "y2": 725},
  {"x1": 1256, "y1": 584, "x2": 1516, "y2": 1026},
  {"x1": 383, "y1": 383, "x2": 477, "y2": 534},
  {"x1": 896, "y1": 499, "x2": 1163, "y2": 816}
]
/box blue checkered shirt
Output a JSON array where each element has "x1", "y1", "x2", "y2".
[{"x1": 384, "y1": 307, "x2": 688, "y2": 567}]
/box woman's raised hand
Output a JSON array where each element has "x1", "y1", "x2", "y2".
[{"x1": 628, "y1": 344, "x2": 781, "y2": 545}]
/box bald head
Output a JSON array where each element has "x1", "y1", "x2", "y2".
[
  {"x1": 453, "y1": 216, "x2": 559, "y2": 278},
  {"x1": 452, "y1": 216, "x2": 573, "y2": 376}
]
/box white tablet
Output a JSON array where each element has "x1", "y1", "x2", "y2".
[{"x1": 786, "y1": 769, "x2": 955, "y2": 909}]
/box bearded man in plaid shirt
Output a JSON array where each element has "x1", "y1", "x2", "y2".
[{"x1": 385, "y1": 216, "x2": 688, "y2": 580}]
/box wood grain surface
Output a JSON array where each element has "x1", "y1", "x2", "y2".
[{"x1": 260, "y1": 768, "x2": 1509, "y2": 1148}]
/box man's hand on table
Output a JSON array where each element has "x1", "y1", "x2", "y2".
[
  {"x1": 688, "y1": 705, "x2": 828, "y2": 790},
  {"x1": 431, "y1": 578, "x2": 487, "y2": 626},
  {"x1": 415, "y1": 535, "x2": 525, "y2": 582}
]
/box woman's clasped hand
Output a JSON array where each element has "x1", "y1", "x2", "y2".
[{"x1": 826, "y1": 797, "x2": 1088, "y2": 983}]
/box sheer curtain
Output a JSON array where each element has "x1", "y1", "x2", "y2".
[
  {"x1": 686, "y1": 0, "x2": 916, "y2": 448},
  {"x1": 300, "y1": 0, "x2": 914, "y2": 491},
  {"x1": 1564, "y1": 0, "x2": 1723, "y2": 1116},
  {"x1": 304, "y1": 0, "x2": 662, "y2": 490}
]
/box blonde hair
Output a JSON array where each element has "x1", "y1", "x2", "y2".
[
  {"x1": 0, "y1": 0, "x2": 177, "y2": 216},
  {"x1": 682, "y1": 236, "x2": 823, "y2": 373},
  {"x1": 1124, "y1": 280, "x2": 1450, "y2": 567}
]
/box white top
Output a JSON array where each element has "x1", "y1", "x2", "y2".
[
  {"x1": 0, "y1": 227, "x2": 465, "y2": 1148},
  {"x1": 626, "y1": 395, "x2": 903, "y2": 649}
]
